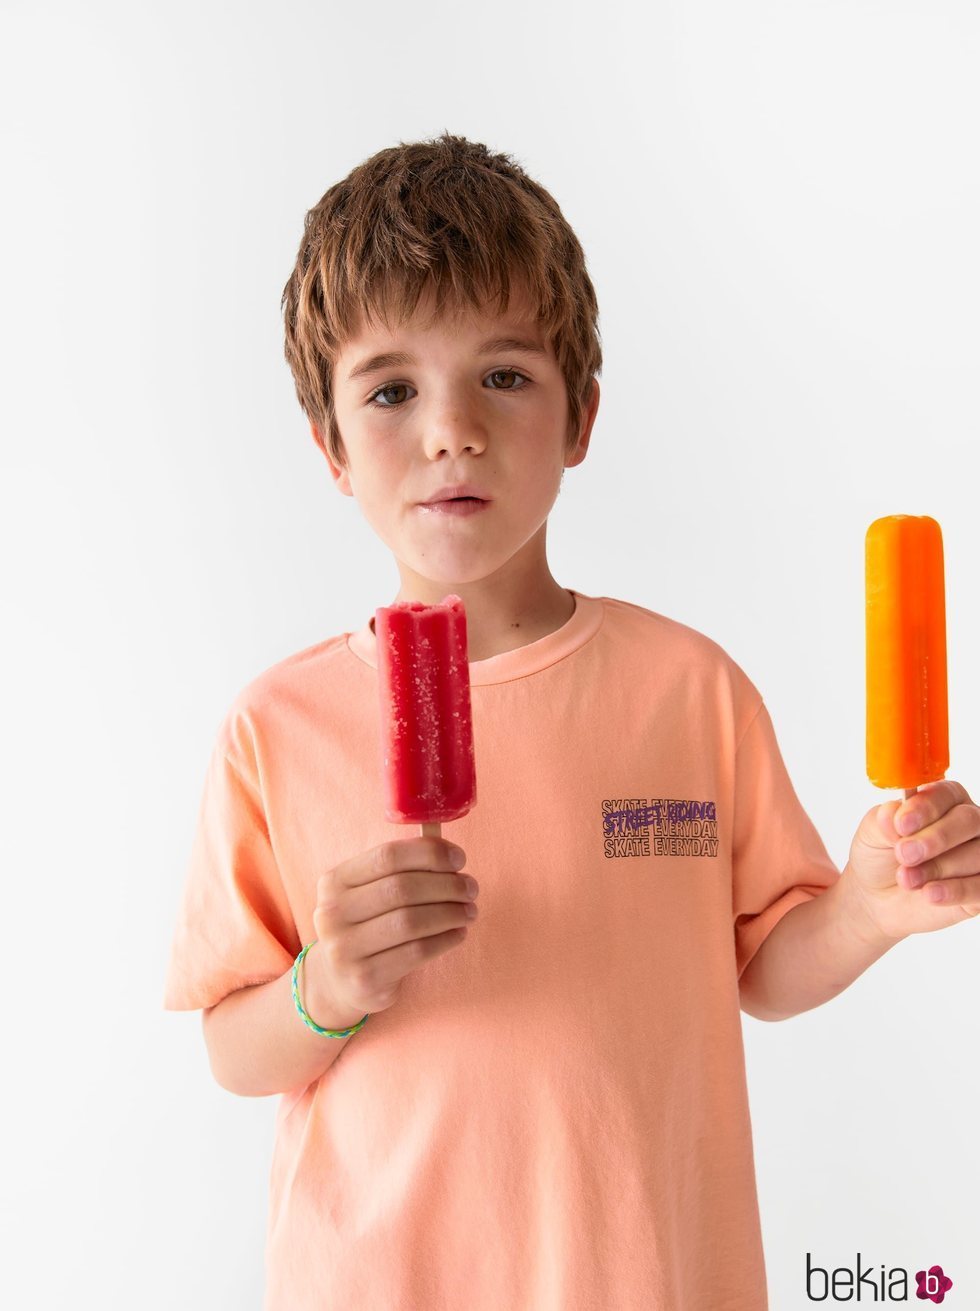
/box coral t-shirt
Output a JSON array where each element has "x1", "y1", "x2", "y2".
[{"x1": 163, "y1": 590, "x2": 840, "y2": 1310}]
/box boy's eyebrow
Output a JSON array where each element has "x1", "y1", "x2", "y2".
[{"x1": 346, "y1": 336, "x2": 548, "y2": 384}]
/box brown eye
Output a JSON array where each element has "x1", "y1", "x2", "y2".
[
  {"x1": 487, "y1": 369, "x2": 531, "y2": 391},
  {"x1": 368, "y1": 383, "x2": 411, "y2": 407}
]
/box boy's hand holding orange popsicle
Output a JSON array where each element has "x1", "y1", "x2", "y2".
[{"x1": 844, "y1": 515, "x2": 980, "y2": 942}]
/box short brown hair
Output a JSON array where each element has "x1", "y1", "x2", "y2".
[{"x1": 281, "y1": 131, "x2": 602, "y2": 469}]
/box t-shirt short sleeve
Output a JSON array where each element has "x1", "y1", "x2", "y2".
[
  {"x1": 163, "y1": 713, "x2": 301, "y2": 1012},
  {"x1": 732, "y1": 700, "x2": 840, "y2": 981}
]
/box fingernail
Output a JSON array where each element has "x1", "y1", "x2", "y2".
[
  {"x1": 450, "y1": 847, "x2": 466, "y2": 869},
  {"x1": 900, "y1": 840, "x2": 924, "y2": 864},
  {"x1": 898, "y1": 811, "x2": 921, "y2": 835}
]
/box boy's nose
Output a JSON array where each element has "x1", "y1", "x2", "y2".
[{"x1": 421, "y1": 422, "x2": 487, "y2": 458}]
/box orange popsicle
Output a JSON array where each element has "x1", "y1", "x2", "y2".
[{"x1": 865, "y1": 515, "x2": 949, "y2": 798}]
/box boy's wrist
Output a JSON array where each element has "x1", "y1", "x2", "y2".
[{"x1": 302, "y1": 942, "x2": 366, "y2": 1030}]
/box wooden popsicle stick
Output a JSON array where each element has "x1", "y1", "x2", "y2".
[
  {"x1": 421, "y1": 821, "x2": 442, "y2": 838},
  {"x1": 903, "y1": 787, "x2": 918, "y2": 800}
]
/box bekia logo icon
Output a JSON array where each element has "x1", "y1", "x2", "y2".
[{"x1": 805, "y1": 1252, "x2": 954, "y2": 1302}]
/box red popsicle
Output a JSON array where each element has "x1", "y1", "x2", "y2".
[{"x1": 375, "y1": 594, "x2": 477, "y2": 835}]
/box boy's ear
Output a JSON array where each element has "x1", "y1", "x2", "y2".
[
  {"x1": 565, "y1": 377, "x2": 600, "y2": 469},
  {"x1": 310, "y1": 421, "x2": 354, "y2": 496}
]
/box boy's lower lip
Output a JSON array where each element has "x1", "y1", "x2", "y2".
[{"x1": 416, "y1": 498, "x2": 491, "y2": 516}]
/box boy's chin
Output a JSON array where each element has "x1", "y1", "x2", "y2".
[{"x1": 397, "y1": 550, "x2": 504, "y2": 588}]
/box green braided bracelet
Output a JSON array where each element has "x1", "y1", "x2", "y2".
[{"x1": 291, "y1": 940, "x2": 369, "y2": 1038}]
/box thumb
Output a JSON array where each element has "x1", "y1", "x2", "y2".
[{"x1": 873, "y1": 800, "x2": 904, "y2": 845}]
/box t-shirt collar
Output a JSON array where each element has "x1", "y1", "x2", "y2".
[{"x1": 345, "y1": 589, "x2": 603, "y2": 685}]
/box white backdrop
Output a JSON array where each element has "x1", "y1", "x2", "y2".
[{"x1": 2, "y1": 1, "x2": 977, "y2": 1307}]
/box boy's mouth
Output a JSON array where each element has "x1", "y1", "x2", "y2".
[
  {"x1": 419, "y1": 483, "x2": 491, "y2": 505},
  {"x1": 417, "y1": 495, "x2": 492, "y2": 516}
]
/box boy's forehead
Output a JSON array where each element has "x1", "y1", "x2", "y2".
[{"x1": 337, "y1": 283, "x2": 548, "y2": 368}]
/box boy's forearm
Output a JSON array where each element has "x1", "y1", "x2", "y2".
[
  {"x1": 204, "y1": 944, "x2": 366, "y2": 1097},
  {"x1": 738, "y1": 868, "x2": 904, "y2": 1022}
]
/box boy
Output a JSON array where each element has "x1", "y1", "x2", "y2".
[{"x1": 163, "y1": 132, "x2": 980, "y2": 1310}]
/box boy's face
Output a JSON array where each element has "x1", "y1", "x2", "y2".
[{"x1": 320, "y1": 281, "x2": 599, "y2": 598}]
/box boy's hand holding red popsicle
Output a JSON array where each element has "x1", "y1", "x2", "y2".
[
  {"x1": 304, "y1": 594, "x2": 479, "y2": 1028},
  {"x1": 305, "y1": 837, "x2": 478, "y2": 1025}
]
